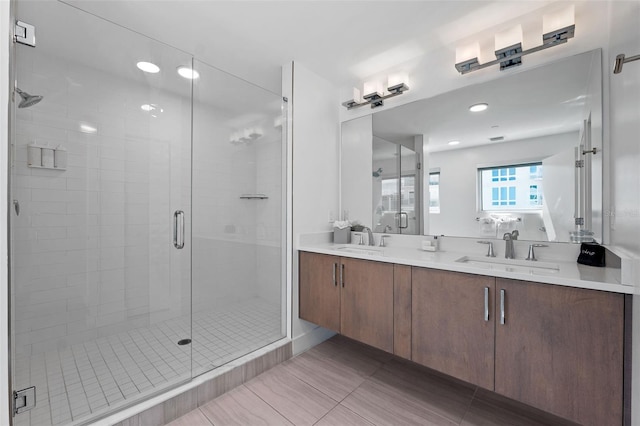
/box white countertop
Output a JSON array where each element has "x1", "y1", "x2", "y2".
[{"x1": 298, "y1": 241, "x2": 631, "y2": 294}]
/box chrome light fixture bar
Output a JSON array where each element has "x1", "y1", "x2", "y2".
[
  {"x1": 342, "y1": 74, "x2": 410, "y2": 110},
  {"x1": 455, "y1": 24, "x2": 575, "y2": 74},
  {"x1": 455, "y1": 6, "x2": 576, "y2": 75}
]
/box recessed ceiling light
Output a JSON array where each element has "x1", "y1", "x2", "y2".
[
  {"x1": 469, "y1": 103, "x2": 488, "y2": 112},
  {"x1": 137, "y1": 61, "x2": 160, "y2": 73},
  {"x1": 177, "y1": 66, "x2": 199, "y2": 79},
  {"x1": 79, "y1": 123, "x2": 97, "y2": 134},
  {"x1": 448, "y1": 140, "x2": 460, "y2": 146},
  {"x1": 141, "y1": 104, "x2": 155, "y2": 112}
]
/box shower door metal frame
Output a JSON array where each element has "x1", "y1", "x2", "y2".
[{"x1": 4, "y1": 0, "x2": 19, "y2": 424}]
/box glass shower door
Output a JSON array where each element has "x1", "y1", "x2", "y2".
[{"x1": 10, "y1": 2, "x2": 193, "y2": 425}]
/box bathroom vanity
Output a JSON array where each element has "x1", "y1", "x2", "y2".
[{"x1": 298, "y1": 239, "x2": 631, "y2": 426}]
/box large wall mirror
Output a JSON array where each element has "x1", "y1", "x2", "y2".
[{"x1": 341, "y1": 49, "x2": 603, "y2": 242}]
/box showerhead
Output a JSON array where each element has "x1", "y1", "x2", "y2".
[{"x1": 15, "y1": 87, "x2": 43, "y2": 108}]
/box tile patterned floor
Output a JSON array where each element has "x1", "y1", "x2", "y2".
[
  {"x1": 169, "y1": 335, "x2": 580, "y2": 426},
  {"x1": 13, "y1": 298, "x2": 283, "y2": 426}
]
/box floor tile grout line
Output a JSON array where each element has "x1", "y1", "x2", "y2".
[
  {"x1": 244, "y1": 379, "x2": 339, "y2": 426},
  {"x1": 458, "y1": 386, "x2": 480, "y2": 426},
  {"x1": 240, "y1": 382, "x2": 304, "y2": 426},
  {"x1": 371, "y1": 355, "x2": 479, "y2": 426}
]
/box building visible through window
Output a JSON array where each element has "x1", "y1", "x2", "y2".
[
  {"x1": 429, "y1": 172, "x2": 440, "y2": 214},
  {"x1": 479, "y1": 163, "x2": 543, "y2": 211}
]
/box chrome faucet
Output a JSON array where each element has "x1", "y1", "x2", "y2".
[
  {"x1": 363, "y1": 227, "x2": 375, "y2": 246},
  {"x1": 503, "y1": 231, "x2": 519, "y2": 259},
  {"x1": 477, "y1": 240, "x2": 495, "y2": 257}
]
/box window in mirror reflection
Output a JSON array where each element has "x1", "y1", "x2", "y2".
[
  {"x1": 480, "y1": 163, "x2": 543, "y2": 211},
  {"x1": 429, "y1": 172, "x2": 440, "y2": 214},
  {"x1": 381, "y1": 177, "x2": 415, "y2": 211}
]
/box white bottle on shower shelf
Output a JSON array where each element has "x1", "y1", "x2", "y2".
[
  {"x1": 41, "y1": 144, "x2": 54, "y2": 168},
  {"x1": 54, "y1": 145, "x2": 67, "y2": 169},
  {"x1": 27, "y1": 144, "x2": 42, "y2": 166}
]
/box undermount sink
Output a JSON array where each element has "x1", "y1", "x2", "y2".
[
  {"x1": 455, "y1": 256, "x2": 560, "y2": 275},
  {"x1": 335, "y1": 245, "x2": 384, "y2": 256}
]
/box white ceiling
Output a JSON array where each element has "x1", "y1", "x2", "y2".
[{"x1": 58, "y1": 0, "x2": 574, "y2": 93}]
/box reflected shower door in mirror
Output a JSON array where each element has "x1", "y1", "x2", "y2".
[
  {"x1": 372, "y1": 137, "x2": 422, "y2": 234},
  {"x1": 342, "y1": 49, "x2": 603, "y2": 243}
]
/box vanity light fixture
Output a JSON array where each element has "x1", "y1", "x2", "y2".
[
  {"x1": 342, "y1": 73, "x2": 410, "y2": 110},
  {"x1": 137, "y1": 61, "x2": 160, "y2": 73},
  {"x1": 455, "y1": 5, "x2": 575, "y2": 75},
  {"x1": 177, "y1": 66, "x2": 200, "y2": 79},
  {"x1": 469, "y1": 103, "x2": 488, "y2": 112}
]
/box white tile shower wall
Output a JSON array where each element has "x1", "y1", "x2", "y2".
[
  {"x1": 12, "y1": 49, "x2": 192, "y2": 356},
  {"x1": 191, "y1": 98, "x2": 282, "y2": 315}
]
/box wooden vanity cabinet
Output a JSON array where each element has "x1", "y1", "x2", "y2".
[
  {"x1": 299, "y1": 252, "x2": 394, "y2": 352},
  {"x1": 494, "y1": 278, "x2": 625, "y2": 426},
  {"x1": 299, "y1": 252, "x2": 341, "y2": 332},
  {"x1": 340, "y1": 257, "x2": 394, "y2": 352},
  {"x1": 411, "y1": 268, "x2": 496, "y2": 389},
  {"x1": 300, "y1": 253, "x2": 626, "y2": 425}
]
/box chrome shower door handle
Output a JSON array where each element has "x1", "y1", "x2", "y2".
[{"x1": 173, "y1": 210, "x2": 185, "y2": 249}]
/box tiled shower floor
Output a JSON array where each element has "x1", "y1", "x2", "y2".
[{"x1": 13, "y1": 299, "x2": 283, "y2": 426}]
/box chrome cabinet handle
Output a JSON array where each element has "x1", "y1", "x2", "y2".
[
  {"x1": 341, "y1": 263, "x2": 345, "y2": 288},
  {"x1": 332, "y1": 263, "x2": 338, "y2": 286},
  {"x1": 500, "y1": 289, "x2": 506, "y2": 325},
  {"x1": 484, "y1": 287, "x2": 489, "y2": 321},
  {"x1": 173, "y1": 210, "x2": 185, "y2": 249}
]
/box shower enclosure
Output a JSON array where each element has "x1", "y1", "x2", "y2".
[{"x1": 8, "y1": 2, "x2": 286, "y2": 425}]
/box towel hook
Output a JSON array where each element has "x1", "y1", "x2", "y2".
[{"x1": 613, "y1": 53, "x2": 640, "y2": 74}]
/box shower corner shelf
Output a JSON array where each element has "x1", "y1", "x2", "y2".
[
  {"x1": 240, "y1": 194, "x2": 268, "y2": 200},
  {"x1": 28, "y1": 164, "x2": 66, "y2": 171}
]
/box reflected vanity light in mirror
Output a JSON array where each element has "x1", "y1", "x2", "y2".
[
  {"x1": 448, "y1": 141, "x2": 461, "y2": 146},
  {"x1": 469, "y1": 103, "x2": 488, "y2": 112},
  {"x1": 136, "y1": 61, "x2": 160, "y2": 73},
  {"x1": 342, "y1": 74, "x2": 410, "y2": 109},
  {"x1": 177, "y1": 66, "x2": 200, "y2": 79}
]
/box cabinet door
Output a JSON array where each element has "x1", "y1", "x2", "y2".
[
  {"x1": 299, "y1": 252, "x2": 340, "y2": 332},
  {"x1": 495, "y1": 279, "x2": 624, "y2": 426},
  {"x1": 393, "y1": 264, "x2": 412, "y2": 359},
  {"x1": 412, "y1": 268, "x2": 495, "y2": 389},
  {"x1": 340, "y1": 257, "x2": 394, "y2": 352}
]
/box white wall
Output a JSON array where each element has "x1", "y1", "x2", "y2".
[
  {"x1": 428, "y1": 132, "x2": 577, "y2": 241},
  {"x1": 607, "y1": 2, "x2": 640, "y2": 424},
  {"x1": 290, "y1": 62, "x2": 340, "y2": 351}
]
